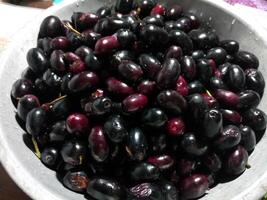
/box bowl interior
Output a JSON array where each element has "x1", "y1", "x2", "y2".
[{"x1": 1, "y1": 0, "x2": 267, "y2": 200}]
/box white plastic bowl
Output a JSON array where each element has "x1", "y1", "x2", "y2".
[{"x1": 1, "y1": 0, "x2": 267, "y2": 199}]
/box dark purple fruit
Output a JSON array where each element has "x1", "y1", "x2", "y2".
[
  {"x1": 50, "y1": 50, "x2": 66, "y2": 72},
  {"x1": 87, "y1": 178, "x2": 125, "y2": 200},
  {"x1": 50, "y1": 36, "x2": 70, "y2": 52},
  {"x1": 189, "y1": 29, "x2": 219, "y2": 50},
  {"x1": 188, "y1": 80, "x2": 205, "y2": 95},
  {"x1": 104, "y1": 115, "x2": 128, "y2": 143},
  {"x1": 130, "y1": 162, "x2": 160, "y2": 182},
  {"x1": 61, "y1": 73, "x2": 73, "y2": 94},
  {"x1": 185, "y1": 13, "x2": 200, "y2": 29},
  {"x1": 27, "y1": 48, "x2": 49, "y2": 74},
  {"x1": 38, "y1": 15, "x2": 64, "y2": 38},
  {"x1": 240, "y1": 125, "x2": 256, "y2": 151},
  {"x1": 176, "y1": 75, "x2": 188, "y2": 97},
  {"x1": 169, "y1": 30, "x2": 193, "y2": 54},
  {"x1": 116, "y1": 29, "x2": 136, "y2": 48},
  {"x1": 209, "y1": 77, "x2": 227, "y2": 91},
  {"x1": 203, "y1": 109, "x2": 222, "y2": 138},
  {"x1": 165, "y1": 45, "x2": 183, "y2": 61},
  {"x1": 41, "y1": 147, "x2": 59, "y2": 167},
  {"x1": 66, "y1": 113, "x2": 89, "y2": 135},
  {"x1": 196, "y1": 59, "x2": 214, "y2": 83},
  {"x1": 26, "y1": 108, "x2": 47, "y2": 137},
  {"x1": 175, "y1": 17, "x2": 192, "y2": 33},
  {"x1": 75, "y1": 12, "x2": 99, "y2": 31},
  {"x1": 181, "y1": 56, "x2": 196, "y2": 81},
  {"x1": 206, "y1": 47, "x2": 227, "y2": 65},
  {"x1": 89, "y1": 126, "x2": 109, "y2": 162},
  {"x1": 42, "y1": 69, "x2": 62, "y2": 89},
  {"x1": 234, "y1": 51, "x2": 259, "y2": 69},
  {"x1": 118, "y1": 60, "x2": 144, "y2": 82},
  {"x1": 138, "y1": 54, "x2": 162, "y2": 80},
  {"x1": 123, "y1": 94, "x2": 148, "y2": 113},
  {"x1": 220, "y1": 40, "x2": 239, "y2": 55},
  {"x1": 188, "y1": 94, "x2": 208, "y2": 121},
  {"x1": 157, "y1": 90, "x2": 187, "y2": 115},
  {"x1": 156, "y1": 58, "x2": 181, "y2": 89},
  {"x1": 201, "y1": 93, "x2": 219, "y2": 109},
  {"x1": 17, "y1": 94, "x2": 40, "y2": 121},
  {"x1": 166, "y1": 5, "x2": 183, "y2": 20},
  {"x1": 245, "y1": 68, "x2": 265, "y2": 96},
  {"x1": 224, "y1": 64, "x2": 245, "y2": 91},
  {"x1": 63, "y1": 171, "x2": 89, "y2": 192},
  {"x1": 82, "y1": 30, "x2": 101, "y2": 48},
  {"x1": 106, "y1": 77, "x2": 134, "y2": 97},
  {"x1": 181, "y1": 132, "x2": 208, "y2": 156},
  {"x1": 203, "y1": 152, "x2": 222, "y2": 173},
  {"x1": 191, "y1": 50, "x2": 205, "y2": 60},
  {"x1": 140, "y1": 24, "x2": 169, "y2": 47},
  {"x1": 68, "y1": 71, "x2": 99, "y2": 93},
  {"x1": 242, "y1": 108, "x2": 267, "y2": 131},
  {"x1": 91, "y1": 96, "x2": 112, "y2": 116},
  {"x1": 148, "y1": 134, "x2": 167, "y2": 154},
  {"x1": 137, "y1": 80, "x2": 157, "y2": 95},
  {"x1": 126, "y1": 128, "x2": 148, "y2": 161},
  {"x1": 213, "y1": 89, "x2": 239, "y2": 108},
  {"x1": 221, "y1": 109, "x2": 242, "y2": 125},
  {"x1": 75, "y1": 46, "x2": 92, "y2": 61},
  {"x1": 159, "y1": 181, "x2": 178, "y2": 200},
  {"x1": 60, "y1": 139, "x2": 87, "y2": 165},
  {"x1": 179, "y1": 174, "x2": 209, "y2": 199},
  {"x1": 214, "y1": 125, "x2": 241, "y2": 150},
  {"x1": 96, "y1": 6, "x2": 112, "y2": 18},
  {"x1": 237, "y1": 90, "x2": 260, "y2": 110},
  {"x1": 134, "y1": 0, "x2": 157, "y2": 17},
  {"x1": 225, "y1": 145, "x2": 248, "y2": 175},
  {"x1": 141, "y1": 108, "x2": 167, "y2": 128}
]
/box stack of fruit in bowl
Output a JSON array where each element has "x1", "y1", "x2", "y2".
[{"x1": 10, "y1": 0, "x2": 267, "y2": 199}]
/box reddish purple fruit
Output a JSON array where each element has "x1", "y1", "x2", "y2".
[
  {"x1": 167, "y1": 117, "x2": 185, "y2": 137},
  {"x1": 17, "y1": 94, "x2": 40, "y2": 121},
  {"x1": 66, "y1": 113, "x2": 89, "y2": 135},
  {"x1": 106, "y1": 77, "x2": 134, "y2": 97},
  {"x1": 147, "y1": 155, "x2": 174, "y2": 172},
  {"x1": 176, "y1": 76, "x2": 188, "y2": 97},
  {"x1": 122, "y1": 94, "x2": 148, "y2": 113},
  {"x1": 95, "y1": 35, "x2": 120, "y2": 54},
  {"x1": 213, "y1": 89, "x2": 239, "y2": 108},
  {"x1": 221, "y1": 109, "x2": 242, "y2": 125},
  {"x1": 165, "y1": 45, "x2": 183, "y2": 61},
  {"x1": 137, "y1": 80, "x2": 157, "y2": 95},
  {"x1": 150, "y1": 4, "x2": 166, "y2": 16}
]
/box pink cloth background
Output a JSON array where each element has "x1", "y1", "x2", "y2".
[{"x1": 225, "y1": 0, "x2": 267, "y2": 10}]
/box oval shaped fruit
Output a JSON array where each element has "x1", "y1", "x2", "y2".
[
  {"x1": 225, "y1": 145, "x2": 248, "y2": 175},
  {"x1": 48, "y1": 121, "x2": 68, "y2": 143},
  {"x1": 177, "y1": 158, "x2": 196, "y2": 176},
  {"x1": 203, "y1": 152, "x2": 222, "y2": 173},
  {"x1": 82, "y1": 30, "x2": 101, "y2": 48},
  {"x1": 95, "y1": 35, "x2": 120, "y2": 54},
  {"x1": 130, "y1": 162, "x2": 160, "y2": 182},
  {"x1": 116, "y1": 29, "x2": 136, "y2": 48},
  {"x1": 118, "y1": 60, "x2": 143, "y2": 82},
  {"x1": 181, "y1": 132, "x2": 208, "y2": 156},
  {"x1": 141, "y1": 108, "x2": 167, "y2": 128},
  {"x1": 213, "y1": 89, "x2": 239, "y2": 108},
  {"x1": 209, "y1": 77, "x2": 227, "y2": 91},
  {"x1": 38, "y1": 15, "x2": 64, "y2": 38},
  {"x1": 191, "y1": 50, "x2": 205, "y2": 60},
  {"x1": 17, "y1": 94, "x2": 40, "y2": 121},
  {"x1": 128, "y1": 183, "x2": 163, "y2": 200},
  {"x1": 68, "y1": 71, "x2": 99, "y2": 93},
  {"x1": 50, "y1": 50, "x2": 66, "y2": 72},
  {"x1": 240, "y1": 125, "x2": 256, "y2": 151},
  {"x1": 220, "y1": 40, "x2": 239, "y2": 55},
  {"x1": 138, "y1": 54, "x2": 162, "y2": 80},
  {"x1": 221, "y1": 109, "x2": 242, "y2": 125},
  {"x1": 188, "y1": 80, "x2": 205, "y2": 95},
  {"x1": 214, "y1": 125, "x2": 241, "y2": 150},
  {"x1": 91, "y1": 96, "x2": 112, "y2": 116},
  {"x1": 143, "y1": 15, "x2": 164, "y2": 27},
  {"x1": 224, "y1": 64, "x2": 245, "y2": 91},
  {"x1": 89, "y1": 126, "x2": 109, "y2": 162},
  {"x1": 179, "y1": 174, "x2": 209, "y2": 200},
  {"x1": 96, "y1": 6, "x2": 111, "y2": 18},
  {"x1": 157, "y1": 58, "x2": 181, "y2": 89},
  {"x1": 188, "y1": 94, "x2": 208, "y2": 122},
  {"x1": 50, "y1": 36, "x2": 70, "y2": 52},
  {"x1": 206, "y1": 47, "x2": 227, "y2": 65},
  {"x1": 169, "y1": 30, "x2": 193, "y2": 54},
  {"x1": 137, "y1": 80, "x2": 157, "y2": 95},
  {"x1": 84, "y1": 51, "x2": 102, "y2": 71},
  {"x1": 41, "y1": 147, "x2": 60, "y2": 167},
  {"x1": 123, "y1": 94, "x2": 148, "y2": 113},
  {"x1": 176, "y1": 76, "x2": 188, "y2": 97},
  {"x1": 104, "y1": 115, "x2": 128, "y2": 143},
  {"x1": 245, "y1": 68, "x2": 265, "y2": 96},
  {"x1": 237, "y1": 90, "x2": 260, "y2": 110},
  {"x1": 106, "y1": 77, "x2": 134, "y2": 97},
  {"x1": 181, "y1": 56, "x2": 196, "y2": 81},
  {"x1": 157, "y1": 90, "x2": 187, "y2": 115},
  {"x1": 87, "y1": 178, "x2": 125, "y2": 200},
  {"x1": 201, "y1": 93, "x2": 219, "y2": 109},
  {"x1": 166, "y1": 5, "x2": 183, "y2": 20},
  {"x1": 126, "y1": 128, "x2": 148, "y2": 161},
  {"x1": 196, "y1": 59, "x2": 214, "y2": 83},
  {"x1": 111, "y1": 50, "x2": 135, "y2": 68},
  {"x1": 26, "y1": 108, "x2": 47, "y2": 137},
  {"x1": 242, "y1": 108, "x2": 267, "y2": 131},
  {"x1": 115, "y1": 0, "x2": 133, "y2": 14},
  {"x1": 234, "y1": 51, "x2": 259, "y2": 69},
  {"x1": 189, "y1": 29, "x2": 219, "y2": 50},
  {"x1": 165, "y1": 45, "x2": 183, "y2": 61},
  {"x1": 27, "y1": 48, "x2": 49, "y2": 74},
  {"x1": 203, "y1": 109, "x2": 222, "y2": 138}
]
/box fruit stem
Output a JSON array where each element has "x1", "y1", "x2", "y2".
[
  {"x1": 246, "y1": 164, "x2": 251, "y2": 169},
  {"x1": 32, "y1": 137, "x2": 41, "y2": 159},
  {"x1": 64, "y1": 22, "x2": 83, "y2": 37},
  {"x1": 41, "y1": 95, "x2": 67, "y2": 109},
  {"x1": 206, "y1": 89, "x2": 213, "y2": 97}
]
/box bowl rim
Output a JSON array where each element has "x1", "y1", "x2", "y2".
[{"x1": 1, "y1": 0, "x2": 267, "y2": 200}]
